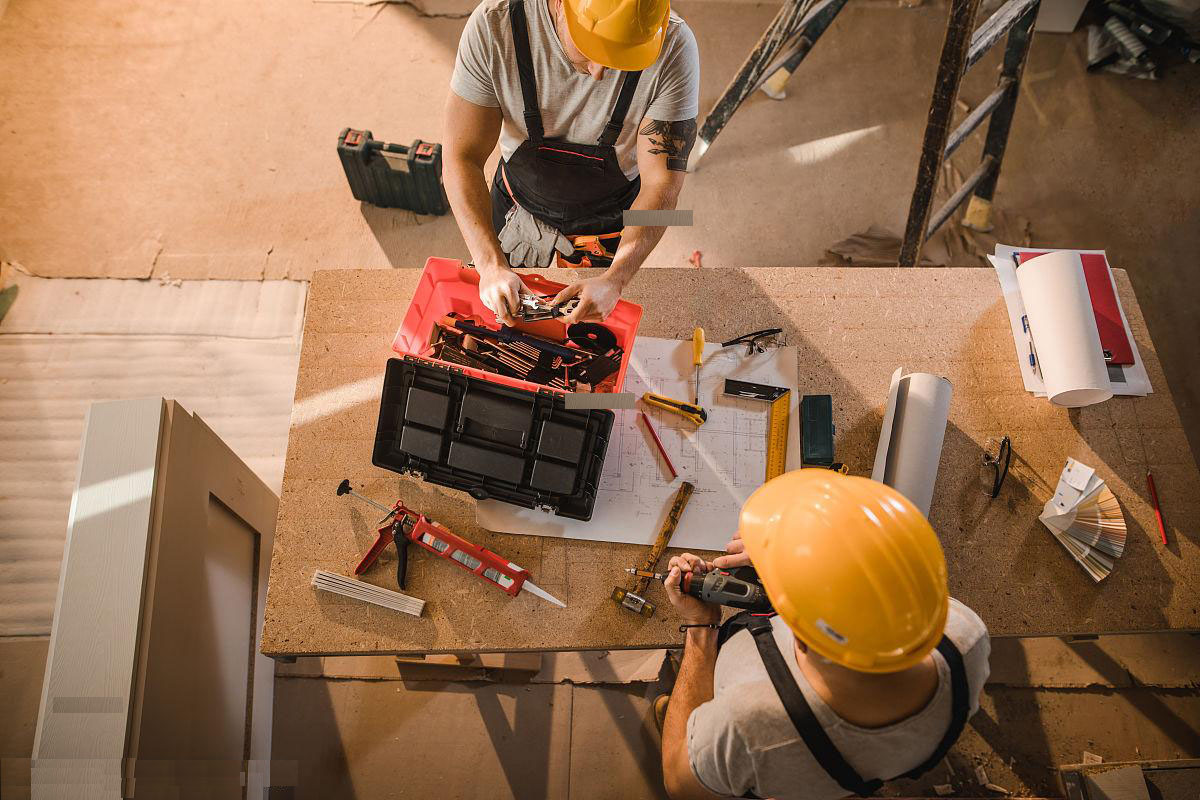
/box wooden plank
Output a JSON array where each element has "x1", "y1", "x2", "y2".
[
  {"x1": 261, "y1": 267, "x2": 1200, "y2": 657},
  {"x1": 32, "y1": 397, "x2": 166, "y2": 798}
]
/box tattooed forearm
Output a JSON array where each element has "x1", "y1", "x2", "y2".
[{"x1": 639, "y1": 119, "x2": 697, "y2": 172}]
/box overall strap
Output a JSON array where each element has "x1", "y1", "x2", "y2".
[
  {"x1": 746, "y1": 618, "x2": 884, "y2": 797},
  {"x1": 597, "y1": 70, "x2": 643, "y2": 146},
  {"x1": 900, "y1": 635, "x2": 970, "y2": 780},
  {"x1": 509, "y1": 0, "x2": 545, "y2": 142}
]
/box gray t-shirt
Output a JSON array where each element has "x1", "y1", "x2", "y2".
[
  {"x1": 450, "y1": 0, "x2": 700, "y2": 179},
  {"x1": 688, "y1": 599, "x2": 991, "y2": 800}
]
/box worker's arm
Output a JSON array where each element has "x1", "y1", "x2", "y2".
[
  {"x1": 442, "y1": 92, "x2": 523, "y2": 325},
  {"x1": 556, "y1": 117, "x2": 696, "y2": 323},
  {"x1": 661, "y1": 554, "x2": 725, "y2": 800}
]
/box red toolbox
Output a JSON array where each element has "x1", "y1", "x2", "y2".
[
  {"x1": 373, "y1": 258, "x2": 643, "y2": 521},
  {"x1": 392, "y1": 257, "x2": 641, "y2": 393}
]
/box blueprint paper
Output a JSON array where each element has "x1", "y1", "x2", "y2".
[{"x1": 476, "y1": 337, "x2": 801, "y2": 551}]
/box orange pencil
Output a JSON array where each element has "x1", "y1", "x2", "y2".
[{"x1": 1146, "y1": 471, "x2": 1167, "y2": 545}]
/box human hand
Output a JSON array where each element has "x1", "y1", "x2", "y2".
[
  {"x1": 478, "y1": 265, "x2": 524, "y2": 326},
  {"x1": 711, "y1": 530, "x2": 751, "y2": 570},
  {"x1": 664, "y1": 553, "x2": 721, "y2": 626},
  {"x1": 553, "y1": 274, "x2": 622, "y2": 324}
]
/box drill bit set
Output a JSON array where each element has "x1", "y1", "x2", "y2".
[{"x1": 430, "y1": 313, "x2": 624, "y2": 393}]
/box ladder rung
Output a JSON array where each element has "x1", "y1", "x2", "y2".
[
  {"x1": 966, "y1": 0, "x2": 1040, "y2": 70},
  {"x1": 925, "y1": 155, "x2": 997, "y2": 238},
  {"x1": 944, "y1": 79, "x2": 1014, "y2": 158}
]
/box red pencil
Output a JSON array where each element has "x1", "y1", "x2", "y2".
[
  {"x1": 639, "y1": 411, "x2": 678, "y2": 480},
  {"x1": 1146, "y1": 471, "x2": 1167, "y2": 545}
]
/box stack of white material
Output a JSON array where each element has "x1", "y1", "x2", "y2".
[
  {"x1": 1039, "y1": 458, "x2": 1126, "y2": 582},
  {"x1": 312, "y1": 570, "x2": 425, "y2": 616}
]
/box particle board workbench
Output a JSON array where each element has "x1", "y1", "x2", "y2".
[{"x1": 261, "y1": 267, "x2": 1200, "y2": 657}]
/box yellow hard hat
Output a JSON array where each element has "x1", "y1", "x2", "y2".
[
  {"x1": 562, "y1": 0, "x2": 670, "y2": 72},
  {"x1": 739, "y1": 470, "x2": 949, "y2": 674}
]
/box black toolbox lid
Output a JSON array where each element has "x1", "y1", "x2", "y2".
[{"x1": 372, "y1": 356, "x2": 614, "y2": 521}]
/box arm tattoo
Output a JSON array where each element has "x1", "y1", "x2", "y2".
[{"x1": 639, "y1": 119, "x2": 697, "y2": 172}]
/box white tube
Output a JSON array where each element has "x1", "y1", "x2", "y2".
[
  {"x1": 872, "y1": 368, "x2": 953, "y2": 516},
  {"x1": 1016, "y1": 251, "x2": 1112, "y2": 408}
]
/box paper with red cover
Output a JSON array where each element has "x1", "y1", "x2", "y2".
[{"x1": 1016, "y1": 250, "x2": 1134, "y2": 366}]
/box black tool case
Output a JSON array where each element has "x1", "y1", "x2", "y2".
[
  {"x1": 373, "y1": 356, "x2": 614, "y2": 520},
  {"x1": 337, "y1": 128, "x2": 450, "y2": 215}
]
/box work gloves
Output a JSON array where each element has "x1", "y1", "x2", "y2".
[{"x1": 498, "y1": 205, "x2": 573, "y2": 269}]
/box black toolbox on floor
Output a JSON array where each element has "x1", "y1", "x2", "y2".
[
  {"x1": 337, "y1": 128, "x2": 449, "y2": 215},
  {"x1": 373, "y1": 356, "x2": 614, "y2": 521}
]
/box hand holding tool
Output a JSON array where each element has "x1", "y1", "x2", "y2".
[
  {"x1": 642, "y1": 392, "x2": 707, "y2": 426},
  {"x1": 337, "y1": 480, "x2": 564, "y2": 607},
  {"x1": 627, "y1": 565, "x2": 773, "y2": 613},
  {"x1": 612, "y1": 481, "x2": 695, "y2": 617},
  {"x1": 692, "y1": 327, "x2": 705, "y2": 404}
]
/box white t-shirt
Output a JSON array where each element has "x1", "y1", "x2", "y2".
[
  {"x1": 450, "y1": 0, "x2": 700, "y2": 179},
  {"x1": 688, "y1": 599, "x2": 992, "y2": 800}
]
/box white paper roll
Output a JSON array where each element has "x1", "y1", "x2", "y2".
[
  {"x1": 1016, "y1": 251, "x2": 1112, "y2": 408},
  {"x1": 871, "y1": 368, "x2": 952, "y2": 516}
]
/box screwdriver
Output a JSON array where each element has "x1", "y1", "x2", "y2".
[
  {"x1": 624, "y1": 567, "x2": 773, "y2": 612},
  {"x1": 692, "y1": 327, "x2": 705, "y2": 405}
]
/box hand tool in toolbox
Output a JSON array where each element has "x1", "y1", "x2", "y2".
[
  {"x1": 723, "y1": 379, "x2": 790, "y2": 481},
  {"x1": 626, "y1": 565, "x2": 773, "y2": 613},
  {"x1": 503, "y1": 293, "x2": 580, "y2": 323},
  {"x1": 336, "y1": 129, "x2": 449, "y2": 215},
  {"x1": 434, "y1": 315, "x2": 623, "y2": 392},
  {"x1": 612, "y1": 481, "x2": 695, "y2": 617},
  {"x1": 337, "y1": 480, "x2": 565, "y2": 607},
  {"x1": 691, "y1": 327, "x2": 705, "y2": 404},
  {"x1": 642, "y1": 392, "x2": 707, "y2": 426},
  {"x1": 800, "y1": 394, "x2": 846, "y2": 472}
]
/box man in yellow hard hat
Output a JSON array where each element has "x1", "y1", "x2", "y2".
[
  {"x1": 658, "y1": 471, "x2": 991, "y2": 800},
  {"x1": 443, "y1": 0, "x2": 699, "y2": 325}
]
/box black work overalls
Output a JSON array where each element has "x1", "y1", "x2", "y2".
[
  {"x1": 490, "y1": 0, "x2": 642, "y2": 267},
  {"x1": 717, "y1": 612, "x2": 971, "y2": 798}
]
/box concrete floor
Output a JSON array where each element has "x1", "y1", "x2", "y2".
[{"x1": 2, "y1": 0, "x2": 1199, "y2": 797}]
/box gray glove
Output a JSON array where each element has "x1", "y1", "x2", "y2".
[{"x1": 498, "y1": 205, "x2": 573, "y2": 268}]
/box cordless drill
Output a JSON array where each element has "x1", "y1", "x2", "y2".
[{"x1": 624, "y1": 565, "x2": 774, "y2": 613}]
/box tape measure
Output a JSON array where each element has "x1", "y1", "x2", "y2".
[{"x1": 766, "y1": 392, "x2": 790, "y2": 481}]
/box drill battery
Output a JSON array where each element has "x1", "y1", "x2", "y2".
[{"x1": 337, "y1": 128, "x2": 449, "y2": 215}]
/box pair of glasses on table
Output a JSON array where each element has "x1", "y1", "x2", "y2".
[
  {"x1": 721, "y1": 329, "x2": 784, "y2": 356},
  {"x1": 980, "y1": 436, "x2": 1012, "y2": 498}
]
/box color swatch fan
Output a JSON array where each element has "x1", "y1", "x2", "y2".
[{"x1": 1039, "y1": 458, "x2": 1126, "y2": 581}]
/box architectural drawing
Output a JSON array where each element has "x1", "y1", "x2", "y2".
[{"x1": 476, "y1": 337, "x2": 800, "y2": 551}]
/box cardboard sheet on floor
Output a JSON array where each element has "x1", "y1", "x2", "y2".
[
  {"x1": 0, "y1": 275, "x2": 304, "y2": 635},
  {"x1": 476, "y1": 337, "x2": 800, "y2": 551}
]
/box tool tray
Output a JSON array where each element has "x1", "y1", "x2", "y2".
[{"x1": 373, "y1": 356, "x2": 613, "y2": 520}]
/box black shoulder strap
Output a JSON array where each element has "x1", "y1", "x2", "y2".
[
  {"x1": 597, "y1": 70, "x2": 643, "y2": 146},
  {"x1": 508, "y1": 0, "x2": 544, "y2": 142},
  {"x1": 746, "y1": 617, "x2": 884, "y2": 797},
  {"x1": 900, "y1": 635, "x2": 970, "y2": 780}
]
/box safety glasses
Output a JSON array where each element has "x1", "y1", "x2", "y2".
[{"x1": 980, "y1": 436, "x2": 1012, "y2": 499}]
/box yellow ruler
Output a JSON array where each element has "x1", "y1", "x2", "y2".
[{"x1": 766, "y1": 391, "x2": 790, "y2": 481}]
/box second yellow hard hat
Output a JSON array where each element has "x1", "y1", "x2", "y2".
[
  {"x1": 562, "y1": 0, "x2": 671, "y2": 72},
  {"x1": 739, "y1": 470, "x2": 949, "y2": 674}
]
